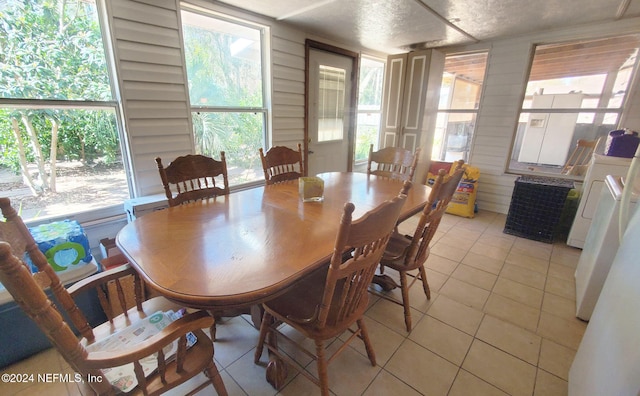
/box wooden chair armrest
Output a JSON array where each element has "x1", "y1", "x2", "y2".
[
  {"x1": 83, "y1": 310, "x2": 214, "y2": 368},
  {"x1": 67, "y1": 264, "x2": 138, "y2": 298}
]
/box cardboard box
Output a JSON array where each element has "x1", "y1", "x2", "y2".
[{"x1": 99, "y1": 237, "x2": 121, "y2": 259}]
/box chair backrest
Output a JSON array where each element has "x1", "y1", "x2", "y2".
[
  {"x1": 0, "y1": 198, "x2": 206, "y2": 395},
  {"x1": 0, "y1": 198, "x2": 96, "y2": 342},
  {"x1": 317, "y1": 182, "x2": 411, "y2": 328},
  {"x1": 367, "y1": 144, "x2": 420, "y2": 181},
  {"x1": 561, "y1": 139, "x2": 598, "y2": 175},
  {"x1": 156, "y1": 153, "x2": 229, "y2": 207},
  {"x1": 404, "y1": 160, "x2": 465, "y2": 267},
  {"x1": 0, "y1": 241, "x2": 115, "y2": 393},
  {"x1": 0, "y1": 197, "x2": 116, "y2": 392},
  {"x1": 259, "y1": 143, "x2": 304, "y2": 185}
]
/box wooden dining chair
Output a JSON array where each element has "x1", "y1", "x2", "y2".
[
  {"x1": 259, "y1": 143, "x2": 304, "y2": 185},
  {"x1": 371, "y1": 160, "x2": 465, "y2": 332},
  {"x1": 253, "y1": 182, "x2": 410, "y2": 395},
  {"x1": 561, "y1": 138, "x2": 598, "y2": 176},
  {"x1": 367, "y1": 144, "x2": 420, "y2": 181},
  {"x1": 156, "y1": 153, "x2": 234, "y2": 339},
  {"x1": 0, "y1": 197, "x2": 227, "y2": 396},
  {"x1": 156, "y1": 153, "x2": 229, "y2": 207}
]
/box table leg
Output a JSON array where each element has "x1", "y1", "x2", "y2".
[
  {"x1": 265, "y1": 328, "x2": 287, "y2": 390},
  {"x1": 206, "y1": 310, "x2": 219, "y2": 341},
  {"x1": 250, "y1": 304, "x2": 264, "y2": 329}
]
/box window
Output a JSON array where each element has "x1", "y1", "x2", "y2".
[
  {"x1": 432, "y1": 52, "x2": 488, "y2": 162},
  {"x1": 318, "y1": 65, "x2": 346, "y2": 142},
  {"x1": 181, "y1": 7, "x2": 269, "y2": 186},
  {"x1": 0, "y1": 0, "x2": 128, "y2": 222},
  {"x1": 509, "y1": 35, "x2": 640, "y2": 176},
  {"x1": 355, "y1": 56, "x2": 385, "y2": 162}
]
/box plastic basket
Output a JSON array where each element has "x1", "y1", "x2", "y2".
[{"x1": 504, "y1": 176, "x2": 574, "y2": 243}]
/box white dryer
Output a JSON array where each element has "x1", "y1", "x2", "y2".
[
  {"x1": 574, "y1": 175, "x2": 638, "y2": 320},
  {"x1": 567, "y1": 154, "x2": 632, "y2": 248}
]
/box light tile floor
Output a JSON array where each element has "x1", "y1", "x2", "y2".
[{"x1": 0, "y1": 211, "x2": 587, "y2": 395}]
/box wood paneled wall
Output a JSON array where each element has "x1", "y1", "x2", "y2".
[{"x1": 105, "y1": 0, "x2": 640, "y2": 213}]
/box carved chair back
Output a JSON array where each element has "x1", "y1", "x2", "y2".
[
  {"x1": 156, "y1": 153, "x2": 229, "y2": 207},
  {"x1": 259, "y1": 144, "x2": 304, "y2": 185},
  {"x1": 367, "y1": 145, "x2": 420, "y2": 181}
]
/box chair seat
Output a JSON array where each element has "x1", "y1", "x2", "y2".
[
  {"x1": 263, "y1": 266, "x2": 368, "y2": 341},
  {"x1": 369, "y1": 161, "x2": 465, "y2": 332},
  {"x1": 80, "y1": 297, "x2": 216, "y2": 396},
  {"x1": 84, "y1": 296, "x2": 182, "y2": 346},
  {"x1": 380, "y1": 232, "x2": 428, "y2": 272},
  {"x1": 255, "y1": 187, "x2": 409, "y2": 395},
  {"x1": 78, "y1": 329, "x2": 214, "y2": 396}
]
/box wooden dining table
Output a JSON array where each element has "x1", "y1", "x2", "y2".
[{"x1": 116, "y1": 172, "x2": 432, "y2": 312}]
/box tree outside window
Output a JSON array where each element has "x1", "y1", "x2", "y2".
[
  {"x1": 181, "y1": 8, "x2": 268, "y2": 186},
  {"x1": 355, "y1": 56, "x2": 384, "y2": 162},
  {"x1": 0, "y1": 0, "x2": 127, "y2": 221}
]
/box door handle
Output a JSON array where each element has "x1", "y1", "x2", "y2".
[{"x1": 308, "y1": 150, "x2": 315, "y2": 154}]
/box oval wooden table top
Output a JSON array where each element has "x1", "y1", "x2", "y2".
[{"x1": 116, "y1": 172, "x2": 431, "y2": 310}]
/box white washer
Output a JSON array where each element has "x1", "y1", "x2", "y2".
[
  {"x1": 567, "y1": 154, "x2": 632, "y2": 248},
  {"x1": 574, "y1": 175, "x2": 638, "y2": 320}
]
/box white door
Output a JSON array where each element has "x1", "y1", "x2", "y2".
[
  {"x1": 380, "y1": 50, "x2": 439, "y2": 152},
  {"x1": 307, "y1": 49, "x2": 353, "y2": 176}
]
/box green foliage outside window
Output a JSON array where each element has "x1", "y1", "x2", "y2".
[
  {"x1": 0, "y1": 0, "x2": 120, "y2": 195},
  {"x1": 181, "y1": 10, "x2": 266, "y2": 184}
]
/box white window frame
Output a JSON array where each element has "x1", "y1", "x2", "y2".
[
  {"x1": 180, "y1": 4, "x2": 272, "y2": 189},
  {"x1": 0, "y1": 0, "x2": 131, "y2": 224},
  {"x1": 354, "y1": 55, "x2": 385, "y2": 164},
  {"x1": 433, "y1": 51, "x2": 489, "y2": 163}
]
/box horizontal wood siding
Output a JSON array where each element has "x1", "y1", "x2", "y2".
[
  {"x1": 107, "y1": 0, "x2": 193, "y2": 197},
  {"x1": 270, "y1": 29, "x2": 306, "y2": 149},
  {"x1": 469, "y1": 39, "x2": 531, "y2": 213},
  {"x1": 106, "y1": 0, "x2": 640, "y2": 214}
]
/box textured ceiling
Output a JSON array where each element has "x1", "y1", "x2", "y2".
[{"x1": 214, "y1": 0, "x2": 640, "y2": 54}]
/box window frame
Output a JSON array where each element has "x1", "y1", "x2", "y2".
[
  {"x1": 0, "y1": 0, "x2": 132, "y2": 224},
  {"x1": 180, "y1": 4, "x2": 271, "y2": 189},
  {"x1": 354, "y1": 55, "x2": 385, "y2": 165},
  {"x1": 433, "y1": 51, "x2": 489, "y2": 163},
  {"x1": 506, "y1": 35, "x2": 640, "y2": 178}
]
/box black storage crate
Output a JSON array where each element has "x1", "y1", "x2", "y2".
[{"x1": 504, "y1": 176, "x2": 574, "y2": 243}]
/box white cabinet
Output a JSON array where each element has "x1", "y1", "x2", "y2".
[
  {"x1": 518, "y1": 93, "x2": 583, "y2": 166},
  {"x1": 380, "y1": 50, "x2": 444, "y2": 183}
]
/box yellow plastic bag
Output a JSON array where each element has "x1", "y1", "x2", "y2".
[{"x1": 446, "y1": 164, "x2": 480, "y2": 218}]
